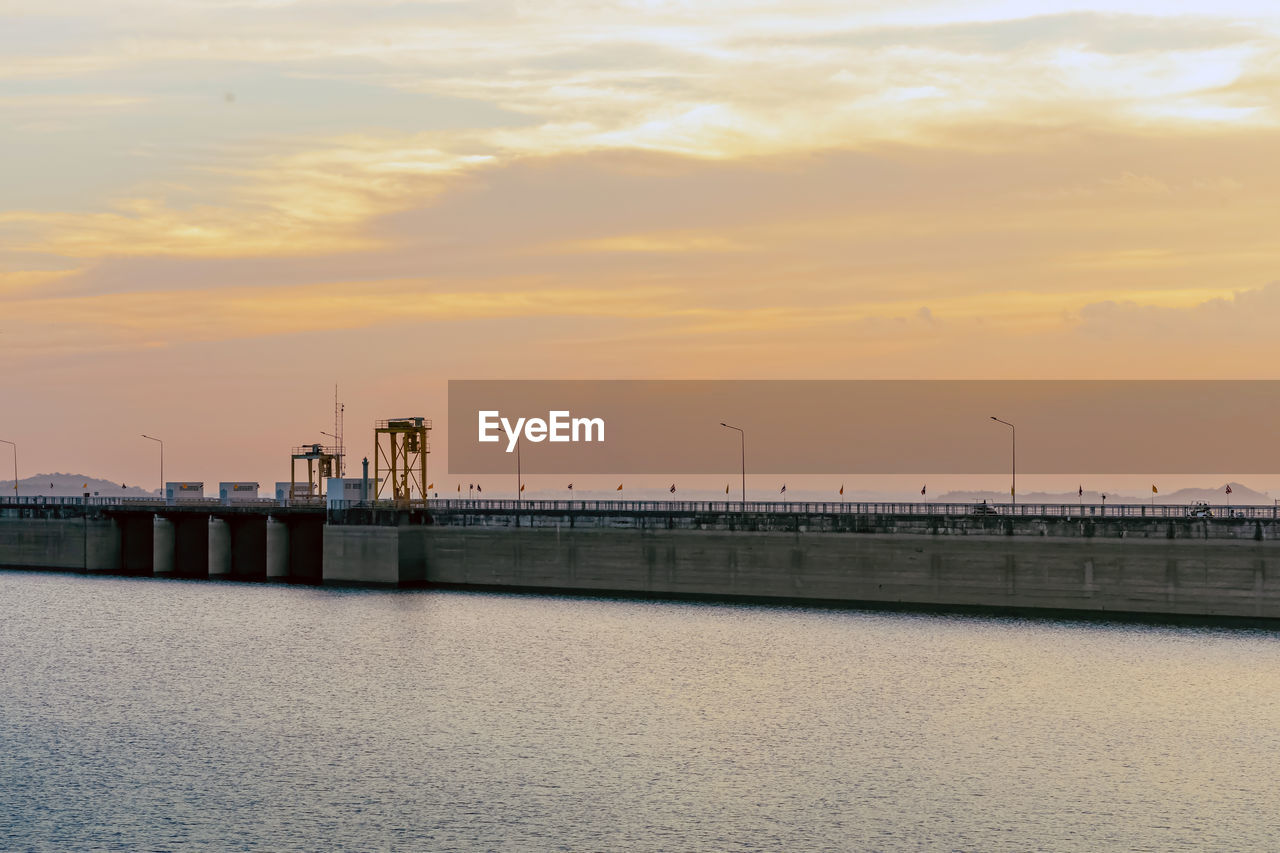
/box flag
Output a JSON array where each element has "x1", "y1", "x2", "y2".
[
  {"x1": 427, "y1": 483, "x2": 433, "y2": 489},
  {"x1": 669, "y1": 484, "x2": 676, "y2": 493},
  {"x1": 476, "y1": 484, "x2": 482, "y2": 493},
  {"x1": 1079, "y1": 485, "x2": 1083, "y2": 497},
  {"x1": 726, "y1": 484, "x2": 730, "y2": 494},
  {"x1": 839, "y1": 485, "x2": 844, "y2": 496},
  {"x1": 520, "y1": 483, "x2": 525, "y2": 492},
  {"x1": 469, "y1": 483, "x2": 473, "y2": 489},
  {"x1": 1226, "y1": 484, "x2": 1233, "y2": 494},
  {"x1": 921, "y1": 485, "x2": 926, "y2": 496},
  {"x1": 457, "y1": 484, "x2": 461, "y2": 493},
  {"x1": 1152, "y1": 484, "x2": 1158, "y2": 494},
  {"x1": 616, "y1": 483, "x2": 623, "y2": 491},
  {"x1": 568, "y1": 483, "x2": 574, "y2": 490},
  {"x1": 780, "y1": 484, "x2": 786, "y2": 494}
]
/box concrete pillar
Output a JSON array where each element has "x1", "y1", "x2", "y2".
[
  {"x1": 84, "y1": 518, "x2": 122, "y2": 572},
  {"x1": 266, "y1": 516, "x2": 290, "y2": 579},
  {"x1": 153, "y1": 515, "x2": 175, "y2": 574},
  {"x1": 208, "y1": 517, "x2": 232, "y2": 577}
]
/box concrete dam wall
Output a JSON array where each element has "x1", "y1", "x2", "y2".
[
  {"x1": 0, "y1": 517, "x2": 122, "y2": 572},
  {"x1": 406, "y1": 522, "x2": 1280, "y2": 621},
  {"x1": 6, "y1": 503, "x2": 1280, "y2": 623},
  {"x1": 0, "y1": 510, "x2": 325, "y2": 581}
]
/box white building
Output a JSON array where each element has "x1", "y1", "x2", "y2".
[
  {"x1": 219, "y1": 482, "x2": 260, "y2": 504},
  {"x1": 325, "y1": 478, "x2": 375, "y2": 507},
  {"x1": 165, "y1": 482, "x2": 204, "y2": 504}
]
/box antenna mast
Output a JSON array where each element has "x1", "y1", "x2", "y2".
[{"x1": 334, "y1": 384, "x2": 345, "y2": 477}]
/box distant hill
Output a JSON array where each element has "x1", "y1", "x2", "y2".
[
  {"x1": 1162, "y1": 482, "x2": 1269, "y2": 504},
  {"x1": 1, "y1": 473, "x2": 160, "y2": 498},
  {"x1": 937, "y1": 482, "x2": 1269, "y2": 505}
]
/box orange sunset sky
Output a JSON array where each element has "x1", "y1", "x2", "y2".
[{"x1": 2, "y1": 1, "x2": 1279, "y2": 494}]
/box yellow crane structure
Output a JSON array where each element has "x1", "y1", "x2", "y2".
[
  {"x1": 289, "y1": 443, "x2": 339, "y2": 501},
  {"x1": 373, "y1": 417, "x2": 431, "y2": 506}
]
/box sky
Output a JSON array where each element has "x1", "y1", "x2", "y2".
[{"x1": 2, "y1": 0, "x2": 1279, "y2": 495}]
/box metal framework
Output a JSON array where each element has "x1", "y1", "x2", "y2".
[
  {"x1": 373, "y1": 417, "x2": 431, "y2": 505},
  {"x1": 289, "y1": 443, "x2": 339, "y2": 501}
]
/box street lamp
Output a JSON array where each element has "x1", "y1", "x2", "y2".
[
  {"x1": 990, "y1": 417, "x2": 1015, "y2": 505},
  {"x1": 140, "y1": 434, "x2": 164, "y2": 497},
  {"x1": 720, "y1": 422, "x2": 745, "y2": 503},
  {"x1": 0, "y1": 439, "x2": 15, "y2": 497}
]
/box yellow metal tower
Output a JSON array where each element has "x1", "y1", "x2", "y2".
[
  {"x1": 290, "y1": 443, "x2": 339, "y2": 501},
  {"x1": 373, "y1": 417, "x2": 431, "y2": 505}
]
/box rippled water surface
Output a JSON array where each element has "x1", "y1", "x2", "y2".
[{"x1": 3, "y1": 572, "x2": 1280, "y2": 851}]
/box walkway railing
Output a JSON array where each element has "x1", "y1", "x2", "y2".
[
  {"x1": 0, "y1": 496, "x2": 318, "y2": 509},
  {"x1": 358, "y1": 498, "x2": 1278, "y2": 520},
  {"x1": 2, "y1": 495, "x2": 1274, "y2": 520}
]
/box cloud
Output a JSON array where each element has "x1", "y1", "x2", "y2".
[
  {"x1": 11, "y1": 125, "x2": 1280, "y2": 333},
  {"x1": 1075, "y1": 282, "x2": 1280, "y2": 341},
  {"x1": 792, "y1": 12, "x2": 1265, "y2": 56}
]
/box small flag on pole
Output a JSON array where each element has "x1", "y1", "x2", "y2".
[
  {"x1": 1152, "y1": 484, "x2": 1158, "y2": 494},
  {"x1": 921, "y1": 485, "x2": 927, "y2": 496},
  {"x1": 669, "y1": 483, "x2": 676, "y2": 493},
  {"x1": 520, "y1": 483, "x2": 525, "y2": 492},
  {"x1": 839, "y1": 485, "x2": 844, "y2": 496},
  {"x1": 427, "y1": 483, "x2": 433, "y2": 489},
  {"x1": 457, "y1": 484, "x2": 461, "y2": 492},
  {"x1": 568, "y1": 483, "x2": 573, "y2": 490},
  {"x1": 780, "y1": 484, "x2": 786, "y2": 494},
  {"x1": 1226, "y1": 484, "x2": 1233, "y2": 494},
  {"x1": 1079, "y1": 485, "x2": 1083, "y2": 497},
  {"x1": 616, "y1": 483, "x2": 623, "y2": 491},
  {"x1": 726, "y1": 484, "x2": 730, "y2": 494},
  {"x1": 476, "y1": 484, "x2": 482, "y2": 493}
]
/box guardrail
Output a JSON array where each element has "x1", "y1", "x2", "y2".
[
  {"x1": 3, "y1": 495, "x2": 1275, "y2": 520},
  {"x1": 349, "y1": 498, "x2": 1279, "y2": 520},
  {"x1": 0, "y1": 496, "x2": 323, "y2": 509}
]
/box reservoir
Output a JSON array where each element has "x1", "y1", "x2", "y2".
[{"x1": 2, "y1": 571, "x2": 1278, "y2": 851}]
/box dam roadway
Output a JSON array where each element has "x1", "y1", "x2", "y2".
[{"x1": 4, "y1": 497, "x2": 1280, "y2": 625}]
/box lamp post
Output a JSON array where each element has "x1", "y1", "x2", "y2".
[
  {"x1": 0, "y1": 439, "x2": 15, "y2": 497},
  {"x1": 720, "y1": 422, "x2": 745, "y2": 503},
  {"x1": 140, "y1": 434, "x2": 164, "y2": 497},
  {"x1": 990, "y1": 417, "x2": 1015, "y2": 505}
]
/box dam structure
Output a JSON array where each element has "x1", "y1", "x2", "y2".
[{"x1": 5, "y1": 496, "x2": 1280, "y2": 624}]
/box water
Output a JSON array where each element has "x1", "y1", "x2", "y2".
[{"x1": 2, "y1": 572, "x2": 1279, "y2": 851}]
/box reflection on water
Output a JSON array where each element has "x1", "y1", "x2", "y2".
[{"x1": 2, "y1": 571, "x2": 1278, "y2": 851}]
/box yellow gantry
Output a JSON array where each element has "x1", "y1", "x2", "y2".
[{"x1": 373, "y1": 417, "x2": 431, "y2": 506}]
